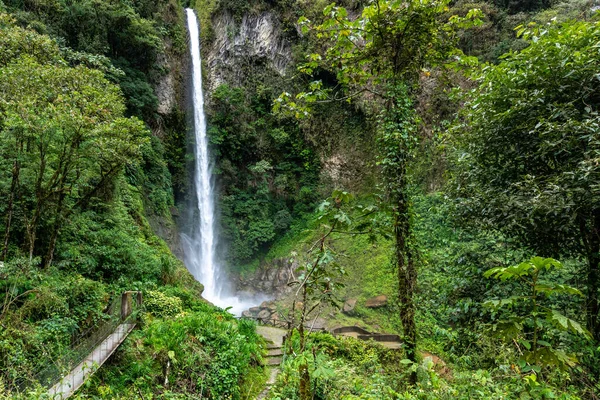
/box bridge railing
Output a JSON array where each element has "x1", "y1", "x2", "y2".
[
  {"x1": 239, "y1": 314, "x2": 290, "y2": 329},
  {"x1": 14, "y1": 291, "x2": 142, "y2": 393},
  {"x1": 239, "y1": 314, "x2": 327, "y2": 334}
]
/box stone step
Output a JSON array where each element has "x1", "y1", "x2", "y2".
[
  {"x1": 267, "y1": 349, "x2": 283, "y2": 357},
  {"x1": 266, "y1": 357, "x2": 282, "y2": 366},
  {"x1": 266, "y1": 343, "x2": 280, "y2": 349}
]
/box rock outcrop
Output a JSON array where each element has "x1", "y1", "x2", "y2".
[
  {"x1": 205, "y1": 11, "x2": 292, "y2": 92},
  {"x1": 236, "y1": 258, "x2": 297, "y2": 298},
  {"x1": 155, "y1": 45, "x2": 178, "y2": 116}
]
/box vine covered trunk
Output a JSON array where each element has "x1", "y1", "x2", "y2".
[
  {"x1": 395, "y1": 189, "x2": 417, "y2": 372},
  {"x1": 587, "y1": 208, "x2": 600, "y2": 342}
]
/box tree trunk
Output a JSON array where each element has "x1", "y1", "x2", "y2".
[
  {"x1": 2, "y1": 159, "x2": 20, "y2": 261},
  {"x1": 43, "y1": 202, "x2": 63, "y2": 269},
  {"x1": 395, "y1": 188, "x2": 417, "y2": 381},
  {"x1": 587, "y1": 208, "x2": 600, "y2": 341},
  {"x1": 298, "y1": 282, "x2": 311, "y2": 400},
  {"x1": 27, "y1": 144, "x2": 48, "y2": 263},
  {"x1": 299, "y1": 363, "x2": 310, "y2": 400},
  {"x1": 43, "y1": 174, "x2": 70, "y2": 269}
]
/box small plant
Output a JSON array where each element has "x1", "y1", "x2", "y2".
[
  {"x1": 484, "y1": 257, "x2": 591, "y2": 373},
  {"x1": 286, "y1": 190, "x2": 352, "y2": 400}
]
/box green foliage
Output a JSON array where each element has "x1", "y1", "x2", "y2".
[
  {"x1": 144, "y1": 290, "x2": 184, "y2": 317},
  {"x1": 484, "y1": 257, "x2": 591, "y2": 372},
  {"x1": 128, "y1": 135, "x2": 175, "y2": 217},
  {"x1": 0, "y1": 14, "x2": 190, "y2": 396},
  {"x1": 83, "y1": 301, "x2": 264, "y2": 399},
  {"x1": 451, "y1": 18, "x2": 600, "y2": 257},
  {"x1": 0, "y1": 13, "x2": 61, "y2": 65},
  {"x1": 113, "y1": 59, "x2": 158, "y2": 119},
  {"x1": 291, "y1": 191, "x2": 353, "y2": 307},
  {"x1": 0, "y1": 259, "x2": 109, "y2": 389},
  {"x1": 208, "y1": 83, "x2": 322, "y2": 266},
  {"x1": 162, "y1": 109, "x2": 189, "y2": 196},
  {"x1": 375, "y1": 85, "x2": 418, "y2": 198},
  {"x1": 265, "y1": 192, "x2": 592, "y2": 398},
  {"x1": 3, "y1": 1, "x2": 600, "y2": 398},
  {"x1": 275, "y1": 0, "x2": 482, "y2": 118},
  {"x1": 449, "y1": 18, "x2": 600, "y2": 340},
  {"x1": 3, "y1": 0, "x2": 178, "y2": 119},
  {"x1": 271, "y1": 333, "x2": 400, "y2": 400},
  {"x1": 0, "y1": 18, "x2": 148, "y2": 265},
  {"x1": 491, "y1": 0, "x2": 554, "y2": 14}
]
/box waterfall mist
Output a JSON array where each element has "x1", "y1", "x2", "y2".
[{"x1": 181, "y1": 9, "x2": 269, "y2": 316}]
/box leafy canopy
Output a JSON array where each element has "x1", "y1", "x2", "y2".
[{"x1": 450, "y1": 19, "x2": 600, "y2": 255}]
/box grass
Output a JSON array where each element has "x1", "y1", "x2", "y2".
[{"x1": 240, "y1": 365, "x2": 269, "y2": 400}]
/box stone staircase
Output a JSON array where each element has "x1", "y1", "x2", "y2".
[
  {"x1": 265, "y1": 343, "x2": 283, "y2": 366},
  {"x1": 256, "y1": 326, "x2": 286, "y2": 400}
]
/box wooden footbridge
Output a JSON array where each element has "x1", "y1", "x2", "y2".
[{"x1": 25, "y1": 291, "x2": 142, "y2": 399}]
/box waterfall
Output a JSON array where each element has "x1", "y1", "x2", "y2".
[
  {"x1": 183, "y1": 8, "x2": 220, "y2": 302},
  {"x1": 183, "y1": 9, "x2": 267, "y2": 315}
]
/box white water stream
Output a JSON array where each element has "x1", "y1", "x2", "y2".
[{"x1": 182, "y1": 9, "x2": 267, "y2": 315}]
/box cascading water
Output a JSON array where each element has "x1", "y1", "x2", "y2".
[
  {"x1": 182, "y1": 9, "x2": 268, "y2": 315},
  {"x1": 183, "y1": 8, "x2": 219, "y2": 301}
]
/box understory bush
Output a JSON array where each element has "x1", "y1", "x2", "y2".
[{"x1": 80, "y1": 295, "x2": 264, "y2": 399}]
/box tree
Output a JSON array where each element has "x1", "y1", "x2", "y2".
[
  {"x1": 277, "y1": 190, "x2": 352, "y2": 400},
  {"x1": 0, "y1": 16, "x2": 147, "y2": 265},
  {"x1": 450, "y1": 20, "x2": 600, "y2": 340},
  {"x1": 274, "y1": 0, "x2": 481, "y2": 371}
]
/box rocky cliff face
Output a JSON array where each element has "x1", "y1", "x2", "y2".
[
  {"x1": 204, "y1": 11, "x2": 292, "y2": 92},
  {"x1": 154, "y1": 36, "x2": 188, "y2": 129},
  {"x1": 155, "y1": 44, "x2": 178, "y2": 117},
  {"x1": 236, "y1": 258, "x2": 297, "y2": 298},
  {"x1": 150, "y1": 13, "x2": 189, "y2": 259}
]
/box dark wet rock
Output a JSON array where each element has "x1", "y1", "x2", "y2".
[
  {"x1": 260, "y1": 301, "x2": 276, "y2": 312},
  {"x1": 249, "y1": 307, "x2": 260, "y2": 315},
  {"x1": 258, "y1": 309, "x2": 272, "y2": 320},
  {"x1": 236, "y1": 258, "x2": 297, "y2": 299}
]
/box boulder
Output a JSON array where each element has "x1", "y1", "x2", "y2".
[
  {"x1": 241, "y1": 310, "x2": 252, "y2": 318},
  {"x1": 260, "y1": 301, "x2": 276, "y2": 312},
  {"x1": 365, "y1": 295, "x2": 388, "y2": 308},
  {"x1": 257, "y1": 309, "x2": 272, "y2": 320},
  {"x1": 249, "y1": 307, "x2": 260, "y2": 315},
  {"x1": 306, "y1": 317, "x2": 327, "y2": 330},
  {"x1": 342, "y1": 298, "x2": 357, "y2": 314},
  {"x1": 421, "y1": 352, "x2": 452, "y2": 379}
]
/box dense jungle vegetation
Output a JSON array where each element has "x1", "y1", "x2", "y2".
[{"x1": 0, "y1": 0, "x2": 599, "y2": 399}]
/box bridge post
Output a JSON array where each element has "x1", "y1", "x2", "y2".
[{"x1": 121, "y1": 292, "x2": 132, "y2": 320}]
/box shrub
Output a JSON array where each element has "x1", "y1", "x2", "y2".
[{"x1": 144, "y1": 290, "x2": 184, "y2": 317}]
